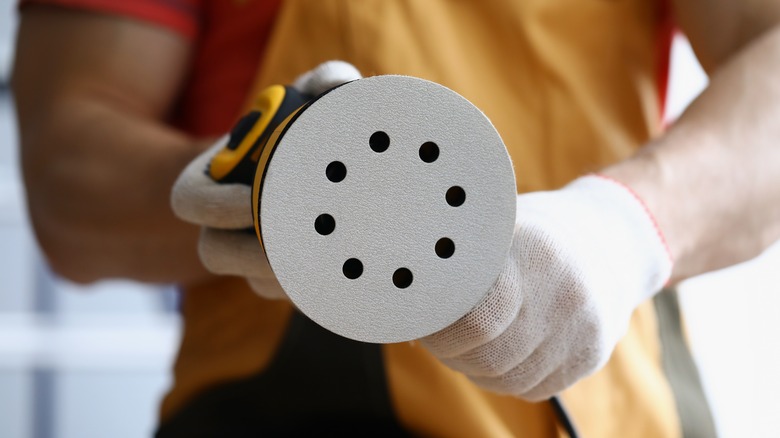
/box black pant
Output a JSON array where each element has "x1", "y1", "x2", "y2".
[{"x1": 156, "y1": 311, "x2": 411, "y2": 437}]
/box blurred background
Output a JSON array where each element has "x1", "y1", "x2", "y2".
[{"x1": 0, "y1": 1, "x2": 778, "y2": 437}]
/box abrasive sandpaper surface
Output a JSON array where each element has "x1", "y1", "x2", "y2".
[{"x1": 260, "y1": 75, "x2": 516, "y2": 343}]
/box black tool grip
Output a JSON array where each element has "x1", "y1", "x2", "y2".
[{"x1": 211, "y1": 86, "x2": 311, "y2": 186}]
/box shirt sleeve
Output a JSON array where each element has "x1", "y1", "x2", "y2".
[{"x1": 19, "y1": 0, "x2": 202, "y2": 40}]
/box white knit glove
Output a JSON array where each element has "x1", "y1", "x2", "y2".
[
  {"x1": 421, "y1": 175, "x2": 673, "y2": 401},
  {"x1": 171, "y1": 61, "x2": 362, "y2": 299}
]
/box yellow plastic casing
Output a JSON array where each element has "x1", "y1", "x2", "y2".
[{"x1": 208, "y1": 85, "x2": 287, "y2": 182}]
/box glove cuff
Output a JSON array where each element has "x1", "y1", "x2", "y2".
[
  {"x1": 589, "y1": 174, "x2": 673, "y2": 266},
  {"x1": 562, "y1": 174, "x2": 674, "y2": 300}
]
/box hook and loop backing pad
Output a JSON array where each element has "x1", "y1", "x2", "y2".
[{"x1": 257, "y1": 75, "x2": 516, "y2": 343}]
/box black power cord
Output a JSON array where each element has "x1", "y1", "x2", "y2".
[{"x1": 550, "y1": 396, "x2": 580, "y2": 438}]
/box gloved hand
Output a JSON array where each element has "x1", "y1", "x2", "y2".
[
  {"x1": 171, "y1": 61, "x2": 362, "y2": 299},
  {"x1": 421, "y1": 175, "x2": 673, "y2": 401}
]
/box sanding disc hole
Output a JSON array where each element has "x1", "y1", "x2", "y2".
[
  {"x1": 326, "y1": 161, "x2": 347, "y2": 182},
  {"x1": 419, "y1": 142, "x2": 440, "y2": 163},
  {"x1": 393, "y1": 268, "x2": 414, "y2": 289},
  {"x1": 343, "y1": 258, "x2": 364, "y2": 279},
  {"x1": 435, "y1": 238, "x2": 455, "y2": 259},
  {"x1": 314, "y1": 214, "x2": 336, "y2": 235},
  {"x1": 446, "y1": 186, "x2": 466, "y2": 207},
  {"x1": 369, "y1": 131, "x2": 390, "y2": 153}
]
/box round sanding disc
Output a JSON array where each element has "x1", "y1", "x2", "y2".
[{"x1": 259, "y1": 75, "x2": 516, "y2": 343}]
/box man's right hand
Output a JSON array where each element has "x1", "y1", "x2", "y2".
[{"x1": 171, "y1": 61, "x2": 362, "y2": 299}]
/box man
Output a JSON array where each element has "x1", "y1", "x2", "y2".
[{"x1": 12, "y1": 0, "x2": 780, "y2": 436}]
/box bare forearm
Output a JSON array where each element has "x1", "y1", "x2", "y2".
[
  {"x1": 603, "y1": 25, "x2": 780, "y2": 282},
  {"x1": 20, "y1": 95, "x2": 211, "y2": 284},
  {"x1": 13, "y1": 6, "x2": 215, "y2": 284}
]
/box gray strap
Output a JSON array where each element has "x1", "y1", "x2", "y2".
[{"x1": 654, "y1": 289, "x2": 718, "y2": 438}]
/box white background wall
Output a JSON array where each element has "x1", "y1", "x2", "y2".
[{"x1": 0, "y1": 2, "x2": 779, "y2": 437}]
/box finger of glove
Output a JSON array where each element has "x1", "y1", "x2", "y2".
[
  {"x1": 469, "y1": 334, "x2": 601, "y2": 403},
  {"x1": 198, "y1": 228, "x2": 272, "y2": 278},
  {"x1": 436, "y1": 301, "x2": 542, "y2": 378},
  {"x1": 468, "y1": 340, "x2": 561, "y2": 402},
  {"x1": 293, "y1": 60, "x2": 362, "y2": 96},
  {"x1": 466, "y1": 304, "x2": 609, "y2": 401},
  {"x1": 171, "y1": 136, "x2": 255, "y2": 229},
  {"x1": 519, "y1": 355, "x2": 603, "y2": 403},
  {"x1": 436, "y1": 259, "x2": 590, "y2": 378},
  {"x1": 247, "y1": 277, "x2": 288, "y2": 300},
  {"x1": 519, "y1": 369, "x2": 573, "y2": 403},
  {"x1": 421, "y1": 247, "x2": 524, "y2": 359}
]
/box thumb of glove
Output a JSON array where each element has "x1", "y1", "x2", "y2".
[{"x1": 293, "y1": 60, "x2": 362, "y2": 96}]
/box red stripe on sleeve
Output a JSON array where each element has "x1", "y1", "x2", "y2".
[
  {"x1": 19, "y1": 0, "x2": 201, "y2": 40},
  {"x1": 655, "y1": 0, "x2": 675, "y2": 116}
]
